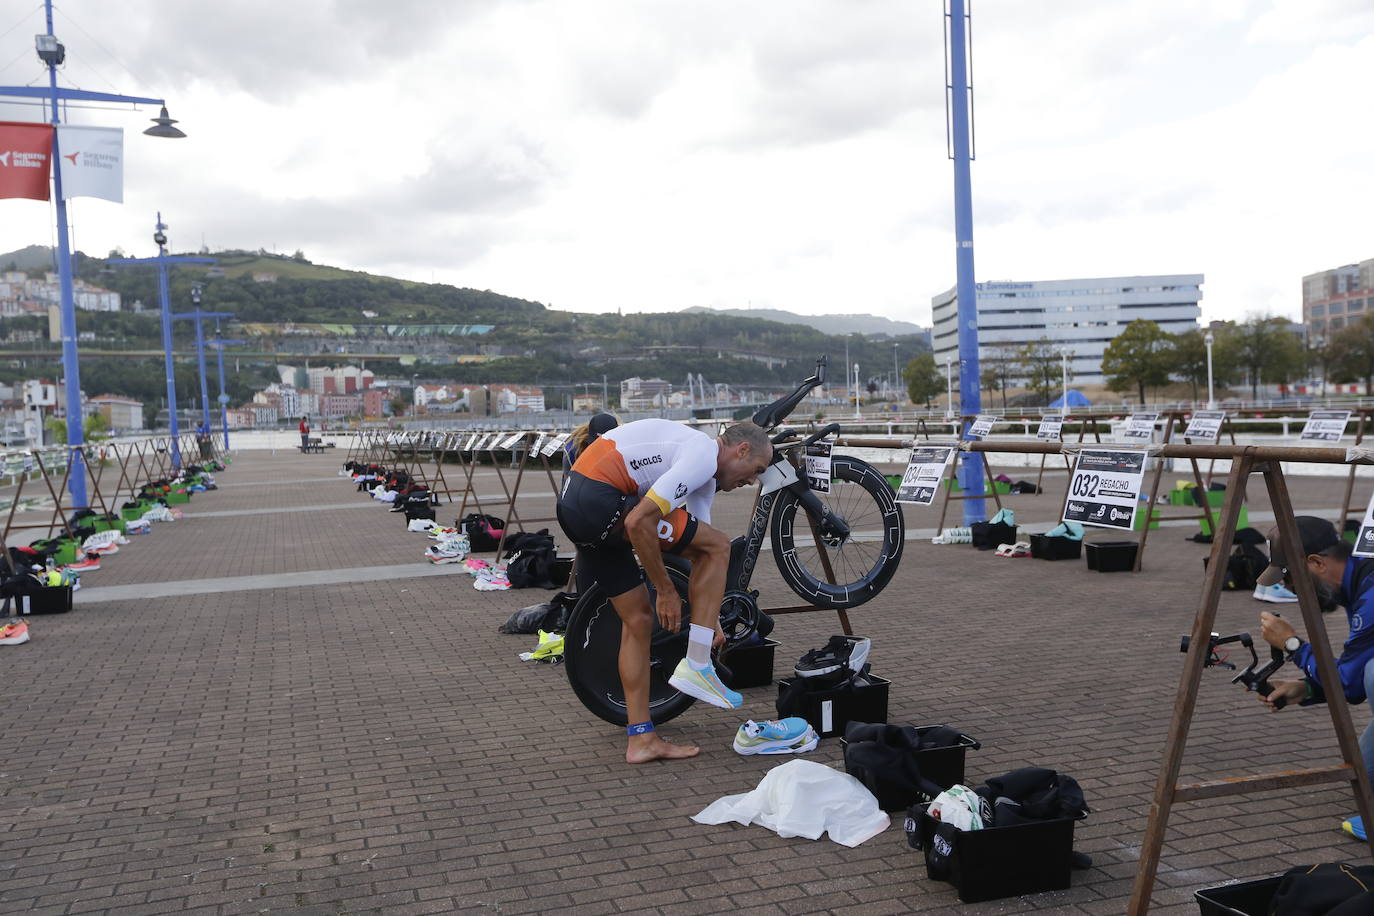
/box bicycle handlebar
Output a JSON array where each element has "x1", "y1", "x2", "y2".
[{"x1": 751, "y1": 356, "x2": 828, "y2": 431}]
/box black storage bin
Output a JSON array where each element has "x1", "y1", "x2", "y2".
[
  {"x1": 1193, "y1": 876, "x2": 1281, "y2": 915},
  {"x1": 776, "y1": 674, "x2": 889, "y2": 739},
  {"x1": 1029, "y1": 534, "x2": 1082, "y2": 560},
  {"x1": 914, "y1": 809, "x2": 1075, "y2": 903},
  {"x1": 18, "y1": 585, "x2": 74, "y2": 615},
  {"x1": 551, "y1": 556, "x2": 573, "y2": 588},
  {"x1": 1085, "y1": 541, "x2": 1138, "y2": 572},
  {"x1": 721, "y1": 639, "x2": 779, "y2": 689},
  {"x1": 841, "y1": 725, "x2": 980, "y2": 811}
]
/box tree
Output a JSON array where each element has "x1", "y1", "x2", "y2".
[
  {"x1": 389, "y1": 394, "x2": 407, "y2": 416},
  {"x1": 1101, "y1": 320, "x2": 1172, "y2": 403},
  {"x1": 1015, "y1": 337, "x2": 1064, "y2": 406},
  {"x1": 1167, "y1": 328, "x2": 1238, "y2": 403},
  {"x1": 1328, "y1": 314, "x2": 1374, "y2": 395},
  {"x1": 903, "y1": 354, "x2": 942, "y2": 408},
  {"x1": 980, "y1": 342, "x2": 1021, "y2": 409},
  {"x1": 45, "y1": 412, "x2": 111, "y2": 442},
  {"x1": 1222, "y1": 316, "x2": 1306, "y2": 398}
]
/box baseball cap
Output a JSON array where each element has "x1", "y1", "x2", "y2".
[
  {"x1": 587, "y1": 413, "x2": 618, "y2": 443},
  {"x1": 1257, "y1": 516, "x2": 1342, "y2": 586}
]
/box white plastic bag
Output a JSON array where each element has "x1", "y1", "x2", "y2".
[{"x1": 691, "y1": 759, "x2": 889, "y2": 847}]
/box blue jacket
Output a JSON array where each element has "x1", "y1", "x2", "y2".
[{"x1": 1295, "y1": 557, "x2": 1374, "y2": 705}]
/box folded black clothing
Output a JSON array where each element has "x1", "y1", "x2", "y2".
[
  {"x1": 843, "y1": 722, "x2": 965, "y2": 752},
  {"x1": 1272, "y1": 863, "x2": 1374, "y2": 916},
  {"x1": 977, "y1": 767, "x2": 1089, "y2": 823}
]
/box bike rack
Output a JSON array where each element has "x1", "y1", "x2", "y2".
[{"x1": 951, "y1": 438, "x2": 1374, "y2": 913}]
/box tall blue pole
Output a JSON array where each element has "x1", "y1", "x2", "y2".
[
  {"x1": 153, "y1": 215, "x2": 181, "y2": 469},
  {"x1": 948, "y1": 0, "x2": 985, "y2": 524},
  {"x1": 192, "y1": 314, "x2": 211, "y2": 428},
  {"x1": 214, "y1": 329, "x2": 230, "y2": 450},
  {"x1": 45, "y1": 3, "x2": 88, "y2": 508}
]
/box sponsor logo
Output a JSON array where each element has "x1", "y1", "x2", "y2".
[
  {"x1": 0, "y1": 150, "x2": 46, "y2": 168},
  {"x1": 674, "y1": 482, "x2": 687, "y2": 499},
  {"x1": 63, "y1": 151, "x2": 78, "y2": 164},
  {"x1": 933, "y1": 836, "x2": 953, "y2": 856},
  {"x1": 1110, "y1": 508, "x2": 1132, "y2": 522},
  {"x1": 629, "y1": 454, "x2": 662, "y2": 471},
  {"x1": 1353, "y1": 614, "x2": 1364, "y2": 631},
  {"x1": 1067, "y1": 502, "x2": 1085, "y2": 514},
  {"x1": 656, "y1": 519, "x2": 675, "y2": 543},
  {"x1": 0, "y1": 152, "x2": 8, "y2": 166},
  {"x1": 1092, "y1": 505, "x2": 1106, "y2": 519}
]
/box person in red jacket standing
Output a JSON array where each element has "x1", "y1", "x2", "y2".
[{"x1": 299, "y1": 416, "x2": 310, "y2": 451}]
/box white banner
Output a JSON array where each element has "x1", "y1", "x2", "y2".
[{"x1": 56, "y1": 125, "x2": 123, "y2": 202}]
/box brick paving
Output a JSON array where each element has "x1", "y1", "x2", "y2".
[{"x1": 0, "y1": 448, "x2": 1371, "y2": 914}]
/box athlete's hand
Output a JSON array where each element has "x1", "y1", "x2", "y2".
[{"x1": 655, "y1": 589, "x2": 683, "y2": 632}]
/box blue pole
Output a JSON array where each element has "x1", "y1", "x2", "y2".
[
  {"x1": 45, "y1": 2, "x2": 88, "y2": 508},
  {"x1": 154, "y1": 214, "x2": 181, "y2": 470},
  {"x1": 948, "y1": 0, "x2": 985, "y2": 524},
  {"x1": 192, "y1": 314, "x2": 211, "y2": 429},
  {"x1": 214, "y1": 327, "x2": 230, "y2": 450}
]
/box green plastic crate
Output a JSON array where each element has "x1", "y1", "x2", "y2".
[
  {"x1": 165, "y1": 491, "x2": 191, "y2": 505},
  {"x1": 92, "y1": 517, "x2": 126, "y2": 534},
  {"x1": 1200, "y1": 505, "x2": 1249, "y2": 537},
  {"x1": 1132, "y1": 507, "x2": 1162, "y2": 531},
  {"x1": 52, "y1": 540, "x2": 80, "y2": 565}
]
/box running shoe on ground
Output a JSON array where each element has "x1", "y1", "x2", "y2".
[
  {"x1": 64, "y1": 556, "x2": 101, "y2": 572},
  {"x1": 426, "y1": 550, "x2": 468, "y2": 565},
  {"x1": 668, "y1": 658, "x2": 743, "y2": 709},
  {"x1": 732, "y1": 718, "x2": 819, "y2": 755},
  {"x1": 795, "y1": 635, "x2": 871, "y2": 679},
  {"x1": 1254, "y1": 583, "x2": 1299, "y2": 603},
  {"x1": 0, "y1": 619, "x2": 30, "y2": 646},
  {"x1": 463, "y1": 557, "x2": 491, "y2": 576},
  {"x1": 408, "y1": 518, "x2": 437, "y2": 533},
  {"x1": 474, "y1": 573, "x2": 511, "y2": 591}
]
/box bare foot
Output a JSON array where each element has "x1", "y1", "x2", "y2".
[{"x1": 626, "y1": 734, "x2": 700, "y2": 764}]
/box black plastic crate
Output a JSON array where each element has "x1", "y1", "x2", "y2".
[
  {"x1": 776, "y1": 674, "x2": 889, "y2": 739},
  {"x1": 841, "y1": 725, "x2": 980, "y2": 811},
  {"x1": 1193, "y1": 876, "x2": 1281, "y2": 915},
  {"x1": 915, "y1": 808, "x2": 1075, "y2": 903},
  {"x1": 1030, "y1": 534, "x2": 1082, "y2": 560},
  {"x1": 720, "y1": 638, "x2": 779, "y2": 689},
  {"x1": 18, "y1": 585, "x2": 73, "y2": 615},
  {"x1": 1085, "y1": 540, "x2": 1138, "y2": 572}
]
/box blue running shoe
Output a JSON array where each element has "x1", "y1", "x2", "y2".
[
  {"x1": 669, "y1": 658, "x2": 743, "y2": 709},
  {"x1": 1253, "y1": 583, "x2": 1299, "y2": 603},
  {"x1": 732, "y1": 718, "x2": 819, "y2": 755},
  {"x1": 1343, "y1": 815, "x2": 1366, "y2": 840}
]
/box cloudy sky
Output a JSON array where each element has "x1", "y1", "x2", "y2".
[{"x1": 0, "y1": 0, "x2": 1370, "y2": 326}]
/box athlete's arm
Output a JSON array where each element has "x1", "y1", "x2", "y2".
[{"x1": 624, "y1": 497, "x2": 683, "y2": 632}]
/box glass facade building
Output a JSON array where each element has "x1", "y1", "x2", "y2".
[{"x1": 930, "y1": 274, "x2": 1204, "y2": 384}]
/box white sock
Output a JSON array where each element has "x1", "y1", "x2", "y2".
[{"x1": 687, "y1": 624, "x2": 713, "y2": 668}]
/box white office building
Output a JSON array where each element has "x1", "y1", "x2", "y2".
[{"x1": 931, "y1": 274, "x2": 1203, "y2": 384}]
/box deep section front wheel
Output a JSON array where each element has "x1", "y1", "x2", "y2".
[
  {"x1": 770, "y1": 455, "x2": 905, "y2": 609},
  {"x1": 563, "y1": 566, "x2": 694, "y2": 727}
]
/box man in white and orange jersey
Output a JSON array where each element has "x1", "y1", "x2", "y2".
[{"x1": 557, "y1": 418, "x2": 773, "y2": 763}]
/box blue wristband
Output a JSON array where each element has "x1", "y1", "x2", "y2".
[{"x1": 627, "y1": 720, "x2": 655, "y2": 736}]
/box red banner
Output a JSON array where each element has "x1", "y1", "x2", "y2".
[{"x1": 0, "y1": 121, "x2": 54, "y2": 201}]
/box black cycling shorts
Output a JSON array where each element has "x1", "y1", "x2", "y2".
[{"x1": 556, "y1": 471, "x2": 697, "y2": 598}]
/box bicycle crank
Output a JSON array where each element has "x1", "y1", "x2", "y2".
[{"x1": 718, "y1": 590, "x2": 762, "y2": 648}]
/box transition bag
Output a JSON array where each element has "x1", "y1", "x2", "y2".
[{"x1": 460, "y1": 513, "x2": 506, "y2": 551}]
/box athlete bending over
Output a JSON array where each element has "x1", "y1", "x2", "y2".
[{"x1": 556, "y1": 418, "x2": 772, "y2": 763}]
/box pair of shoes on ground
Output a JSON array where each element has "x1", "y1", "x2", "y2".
[
  {"x1": 932, "y1": 527, "x2": 972, "y2": 545},
  {"x1": 994, "y1": 541, "x2": 1031, "y2": 558},
  {"x1": 732, "y1": 717, "x2": 819, "y2": 755},
  {"x1": 0, "y1": 619, "x2": 29, "y2": 646},
  {"x1": 466, "y1": 559, "x2": 510, "y2": 590},
  {"x1": 1254, "y1": 582, "x2": 1299, "y2": 603}
]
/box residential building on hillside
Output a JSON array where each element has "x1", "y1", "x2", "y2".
[
  {"x1": 931, "y1": 273, "x2": 1203, "y2": 384},
  {"x1": 1303, "y1": 257, "x2": 1374, "y2": 342},
  {"x1": 226, "y1": 408, "x2": 255, "y2": 428},
  {"x1": 320, "y1": 393, "x2": 363, "y2": 418},
  {"x1": 493, "y1": 385, "x2": 545, "y2": 413},
  {"x1": 0, "y1": 272, "x2": 120, "y2": 312},
  {"x1": 414, "y1": 384, "x2": 456, "y2": 407},
  {"x1": 304, "y1": 365, "x2": 374, "y2": 394},
  {"x1": 621, "y1": 377, "x2": 671, "y2": 410},
  {"x1": 572, "y1": 393, "x2": 603, "y2": 412},
  {"x1": 89, "y1": 395, "x2": 144, "y2": 430}
]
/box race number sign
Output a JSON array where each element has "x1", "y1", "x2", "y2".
[
  {"x1": 1036, "y1": 417, "x2": 1063, "y2": 441},
  {"x1": 895, "y1": 444, "x2": 956, "y2": 506},
  {"x1": 1184, "y1": 410, "x2": 1226, "y2": 441},
  {"x1": 968, "y1": 415, "x2": 995, "y2": 438},
  {"x1": 1300, "y1": 409, "x2": 1352, "y2": 442},
  {"x1": 1062, "y1": 449, "x2": 1148, "y2": 530},
  {"x1": 1121, "y1": 412, "x2": 1158, "y2": 442},
  {"x1": 542, "y1": 432, "x2": 570, "y2": 457},
  {"x1": 1355, "y1": 492, "x2": 1374, "y2": 558},
  {"x1": 531, "y1": 433, "x2": 547, "y2": 456},
  {"x1": 463, "y1": 433, "x2": 479, "y2": 450},
  {"x1": 501, "y1": 431, "x2": 525, "y2": 449},
  {"x1": 804, "y1": 442, "x2": 832, "y2": 493}
]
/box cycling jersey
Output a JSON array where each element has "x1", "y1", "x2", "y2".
[{"x1": 571, "y1": 419, "x2": 717, "y2": 523}]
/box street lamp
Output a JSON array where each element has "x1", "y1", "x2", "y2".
[
  {"x1": 1204, "y1": 329, "x2": 1216, "y2": 410},
  {"x1": 853, "y1": 362, "x2": 862, "y2": 419},
  {"x1": 945, "y1": 357, "x2": 954, "y2": 421},
  {"x1": 0, "y1": 0, "x2": 188, "y2": 507},
  {"x1": 892, "y1": 342, "x2": 900, "y2": 403},
  {"x1": 1060, "y1": 349, "x2": 1070, "y2": 417}
]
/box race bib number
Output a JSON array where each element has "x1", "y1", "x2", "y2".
[
  {"x1": 895, "y1": 444, "x2": 956, "y2": 506},
  {"x1": 1062, "y1": 449, "x2": 1147, "y2": 530},
  {"x1": 804, "y1": 442, "x2": 832, "y2": 492},
  {"x1": 1301, "y1": 410, "x2": 1352, "y2": 442}
]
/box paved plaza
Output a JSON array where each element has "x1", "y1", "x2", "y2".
[{"x1": 1, "y1": 448, "x2": 1370, "y2": 914}]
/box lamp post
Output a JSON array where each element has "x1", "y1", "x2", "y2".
[
  {"x1": 107, "y1": 215, "x2": 214, "y2": 470},
  {"x1": 171, "y1": 287, "x2": 231, "y2": 430},
  {"x1": 1204, "y1": 329, "x2": 1216, "y2": 410},
  {"x1": 853, "y1": 362, "x2": 862, "y2": 419},
  {"x1": 209, "y1": 321, "x2": 245, "y2": 451},
  {"x1": 1060, "y1": 349, "x2": 1070, "y2": 417},
  {"x1": 945, "y1": 357, "x2": 954, "y2": 421},
  {"x1": 0, "y1": 0, "x2": 187, "y2": 507},
  {"x1": 892, "y1": 342, "x2": 900, "y2": 404}
]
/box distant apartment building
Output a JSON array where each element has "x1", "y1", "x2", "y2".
[
  {"x1": 620, "y1": 377, "x2": 672, "y2": 410},
  {"x1": 494, "y1": 385, "x2": 545, "y2": 413},
  {"x1": 304, "y1": 365, "x2": 374, "y2": 395},
  {"x1": 361, "y1": 387, "x2": 389, "y2": 418},
  {"x1": 250, "y1": 404, "x2": 280, "y2": 425},
  {"x1": 89, "y1": 395, "x2": 144, "y2": 430},
  {"x1": 0, "y1": 271, "x2": 120, "y2": 313},
  {"x1": 320, "y1": 393, "x2": 363, "y2": 418},
  {"x1": 226, "y1": 408, "x2": 256, "y2": 428},
  {"x1": 931, "y1": 274, "x2": 1203, "y2": 384},
  {"x1": 1303, "y1": 258, "x2": 1374, "y2": 342},
  {"x1": 572, "y1": 393, "x2": 603, "y2": 412},
  {"x1": 414, "y1": 384, "x2": 457, "y2": 407}
]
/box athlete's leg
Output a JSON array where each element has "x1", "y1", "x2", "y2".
[
  {"x1": 608, "y1": 584, "x2": 699, "y2": 763},
  {"x1": 680, "y1": 521, "x2": 730, "y2": 637}
]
